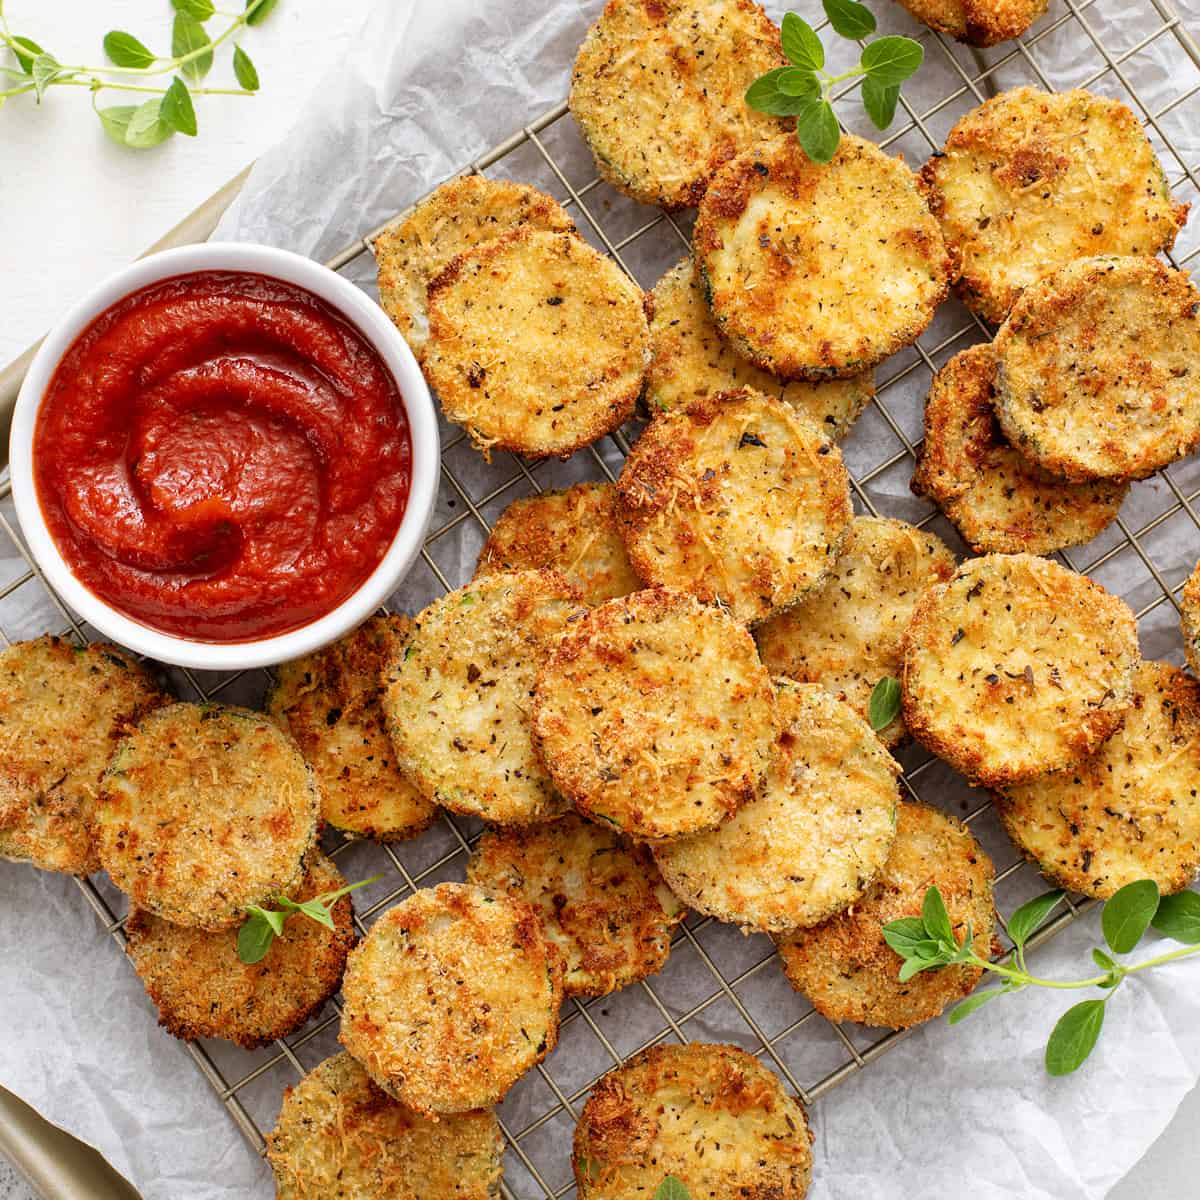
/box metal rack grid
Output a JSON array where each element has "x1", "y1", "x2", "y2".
[{"x1": 2, "y1": 0, "x2": 1200, "y2": 1195}]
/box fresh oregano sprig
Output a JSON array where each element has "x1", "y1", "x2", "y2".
[
  {"x1": 745, "y1": 0, "x2": 923, "y2": 163},
  {"x1": 883, "y1": 881, "x2": 1200, "y2": 1075},
  {"x1": 0, "y1": 0, "x2": 275, "y2": 150},
  {"x1": 237, "y1": 873, "x2": 382, "y2": 964},
  {"x1": 868, "y1": 675, "x2": 901, "y2": 732}
]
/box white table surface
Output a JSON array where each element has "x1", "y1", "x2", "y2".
[{"x1": 0, "y1": 2, "x2": 1195, "y2": 1197}]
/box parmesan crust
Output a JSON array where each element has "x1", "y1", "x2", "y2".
[
  {"x1": 339, "y1": 883, "x2": 564, "y2": 1116},
  {"x1": 0, "y1": 637, "x2": 167, "y2": 876},
  {"x1": 267, "y1": 1053, "x2": 504, "y2": 1200},
  {"x1": 996, "y1": 661, "x2": 1200, "y2": 898},
  {"x1": 532, "y1": 587, "x2": 777, "y2": 841},
  {"x1": 919, "y1": 87, "x2": 1188, "y2": 322},
  {"x1": 267, "y1": 614, "x2": 437, "y2": 841},
  {"x1": 756, "y1": 516, "x2": 957, "y2": 747},
  {"x1": 569, "y1": 0, "x2": 790, "y2": 210},
  {"x1": 374, "y1": 174, "x2": 574, "y2": 359},
  {"x1": 1183, "y1": 561, "x2": 1200, "y2": 677},
  {"x1": 694, "y1": 135, "x2": 954, "y2": 380},
  {"x1": 653, "y1": 681, "x2": 899, "y2": 933},
  {"x1": 467, "y1": 812, "x2": 685, "y2": 996},
  {"x1": 474, "y1": 482, "x2": 640, "y2": 606},
  {"x1": 644, "y1": 256, "x2": 874, "y2": 437},
  {"x1": 895, "y1": 0, "x2": 1048, "y2": 47},
  {"x1": 912, "y1": 344, "x2": 1127, "y2": 555},
  {"x1": 382, "y1": 571, "x2": 581, "y2": 826},
  {"x1": 900, "y1": 553, "x2": 1139, "y2": 787},
  {"x1": 91, "y1": 703, "x2": 320, "y2": 930},
  {"x1": 993, "y1": 255, "x2": 1200, "y2": 482},
  {"x1": 777, "y1": 801, "x2": 997, "y2": 1030},
  {"x1": 616, "y1": 387, "x2": 853, "y2": 626},
  {"x1": 423, "y1": 229, "x2": 649, "y2": 459}
]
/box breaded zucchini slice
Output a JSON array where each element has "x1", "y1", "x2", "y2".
[
  {"x1": 1183, "y1": 561, "x2": 1200, "y2": 676},
  {"x1": 467, "y1": 812, "x2": 685, "y2": 996},
  {"x1": 569, "y1": 0, "x2": 789, "y2": 211},
  {"x1": 125, "y1": 851, "x2": 354, "y2": 1049},
  {"x1": 267, "y1": 1052, "x2": 504, "y2": 1200},
  {"x1": 645, "y1": 257, "x2": 874, "y2": 436},
  {"x1": 616, "y1": 388, "x2": 853, "y2": 625},
  {"x1": 0, "y1": 636, "x2": 166, "y2": 876},
  {"x1": 382, "y1": 571, "x2": 581, "y2": 825},
  {"x1": 654, "y1": 681, "x2": 899, "y2": 933},
  {"x1": 896, "y1": 0, "x2": 1047, "y2": 47},
  {"x1": 994, "y1": 256, "x2": 1200, "y2": 482},
  {"x1": 996, "y1": 661, "x2": 1200, "y2": 898},
  {"x1": 532, "y1": 587, "x2": 776, "y2": 841},
  {"x1": 919, "y1": 88, "x2": 1188, "y2": 323},
  {"x1": 912, "y1": 344, "x2": 1127, "y2": 555},
  {"x1": 374, "y1": 174, "x2": 574, "y2": 359},
  {"x1": 423, "y1": 229, "x2": 649, "y2": 459},
  {"x1": 694, "y1": 135, "x2": 954, "y2": 381},
  {"x1": 573, "y1": 1042, "x2": 812, "y2": 1198},
  {"x1": 339, "y1": 882, "x2": 564, "y2": 1116},
  {"x1": 267, "y1": 614, "x2": 437, "y2": 841},
  {"x1": 776, "y1": 801, "x2": 997, "y2": 1030},
  {"x1": 91, "y1": 703, "x2": 319, "y2": 930},
  {"x1": 901, "y1": 553, "x2": 1139, "y2": 787},
  {"x1": 756, "y1": 516, "x2": 956, "y2": 748},
  {"x1": 474, "y1": 482, "x2": 640, "y2": 606}
]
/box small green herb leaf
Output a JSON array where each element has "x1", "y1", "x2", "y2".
[
  {"x1": 948, "y1": 988, "x2": 1002, "y2": 1025},
  {"x1": 860, "y1": 35, "x2": 924, "y2": 87},
  {"x1": 655, "y1": 1178, "x2": 691, "y2": 1200},
  {"x1": 161, "y1": 76, "x2": 198, "y2": 137},
  {"x1": 31, "y1": 53, "x2": 64, "y2": 101},
  {"x1": 236, "y1": 912, "x2": 277, "y2": 963},
  {"x1": 1045, "y1": 999, "x2": 1106, "y2": 1076},
  {"x1": 1006, "y1": 890, "x2": 1064, "y2": 950},
  {"x1": 1091, "y1": 947, "x2": 1123, "y2": 989},
  {"x1": 232, "y1": 45, "x2": 259, "y2": 91},
  {"x1": 744, "y1": 69, "x2": 817, "y2": 116},
  {"x1": 1102, "y1": 879, "x2": 1160, "y2": 955},
  {"x1": 822, "y1": 0, "x2": 877, "y2": 39},
  {"x1": 291, "y1": 897, "x2": 337, "y2": 930},
  {"x1": 103, "y1": 31, "x2": 156, "y2": 69},
  {"x1": 898, "y1": 955, "x2": 939, "y2": 982},
  {"x1": 97, "y1": 105, "x2": 139, "y2": 146},
  {"x1": 1151, "y1": 890, "x2": 1200, "y2": 945},
  {"x1": 172, "y1": 14, "x2": 213, "y2": 82},
  {"x1": 124, "y1": 97, "x2": 175, "y2": 147},
  {"x1": 777, "y1": 66, "x2": 818, "y2": 97},
  {"x1": 781, "y1": 13, "x2": 824, "y2": 71},
  {"x1": 860, "y1": 75, "x2": 900, "y2": 130},
  {"x1": 173, "y1": 0, "x2": 216, "y2": 19},
  {"x1": 922, "y1": 885, "x2": 956, "y2": 948},
  {"x1": 868, "y1": 676, "x2": 901, "y2": 731},
  {"x1": 245, "y1": 0, "x2": 281, "y2": 26},
  {"x1": 881, "y1": 915, "x2": 928, "y2": 956},
  {"x1": 10, "y1": 35, "x2": 45, "y2": 74}
]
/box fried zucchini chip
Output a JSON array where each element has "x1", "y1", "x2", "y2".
[
  {"x1": 382, "y1": 571, "x2": 581, "y2": 825},
  {"x1": 993, "y1": 256, "x2": 1200, "y2": 482},
  {"x1": 912, "y1": 344, "x2": 1127, "y2": 555},
  {"x1": 573, "y1": 1042, "x2": 812, "y2": 1198},
  {"x1": 896, "y1": 0, "x2": 1047, "y2": 47},
  {"x1": 901, "y1": 553, "x2": 1139, "y2": 786},
  {"x1": 1183, "y1": 561, "x2": 1200, "y2": 676},
  {"x1": 654, "y1": 681, "x2": 899, "y2": 933},
  {"x1": 777, "y1": 801, "x2": 997, "y2": 1029},
  {"x1": 374, "y1": 174, "x2": 574, "y2": 358},
  {"x1": 339, "y1": 883, "x2": 564, "y2": 1116},
  {"x1": 467, "y1": 812, "x2": 685, "y2": 996},
  {"x1": 267, "y1": 614, "x2": 437, "y2": 841},
  {"x1": 0, "y1": 636, "x2": 167, "y2": 876},
  {"x1": 91, "y1": 703, "x2": 319, "y2": 930},
  {"x1": 532, "y1": 587, "x2": 777, "y2": 841},
  {"x1": 617, "y1": 388, "x2": 853, "y2": 625},
  {"x1": 694, "y1": 135, "x2": 953, "y2": 380},
  {"x1": 919, "y1": 88, "x2": 1187, "y2": 322},
  {"x1": 474, "y1": 482, "x2": 640, "y2": 606},
  {"x1": 267, "y1": 1052, "x2": 504, "y2": 1200},
  {"x1": 645, "y1": 257, "x2": 874, "y2": 435},
  {"x1": 996, "y1": 661, "x2": 1200, "y2": 898},
  {"x1": 756, "y1": 516, "x2": 956, "y2": 747},
  {"x1": 125, "y1": 851, "x2": 354, "y2": 1048},
  {"x1": 569, "y1": 0, "x2": 789, "y2": 210},
  {"x1": 423, "y1": 229, "x2": 649, "y2": 459}
]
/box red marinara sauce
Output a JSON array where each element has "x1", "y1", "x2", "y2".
[{"x1": 34, "y1": 271, "x2": 412, "y2": 642}]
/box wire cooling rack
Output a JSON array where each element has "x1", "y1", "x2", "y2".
[{"x1": 2, "y1": 1, "x2": 1199, "y2": 1195}]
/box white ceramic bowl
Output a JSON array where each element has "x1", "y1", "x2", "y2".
[{"x1": 10, "y1": 242, "x2": 439, "y2": 671}]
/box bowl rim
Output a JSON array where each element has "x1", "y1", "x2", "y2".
[{"x1": 9, "y1": 241, "x2": 439, "y2": 671}]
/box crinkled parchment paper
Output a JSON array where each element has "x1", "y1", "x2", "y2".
[{"x1": 4, "y1": 1, "x2": 1200, "y2": 1197}]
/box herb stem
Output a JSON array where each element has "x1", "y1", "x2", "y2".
[
  {"x1": 0, "y1": 78, "x2": 254, "y2": 99},
  {"x1": 968, "y1": 939, "x2": 1200, "y2": 990}
]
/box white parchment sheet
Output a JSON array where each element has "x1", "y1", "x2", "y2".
[{"x1": 4, "y1": 1, "x2": 1200, "y2": 1197}]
